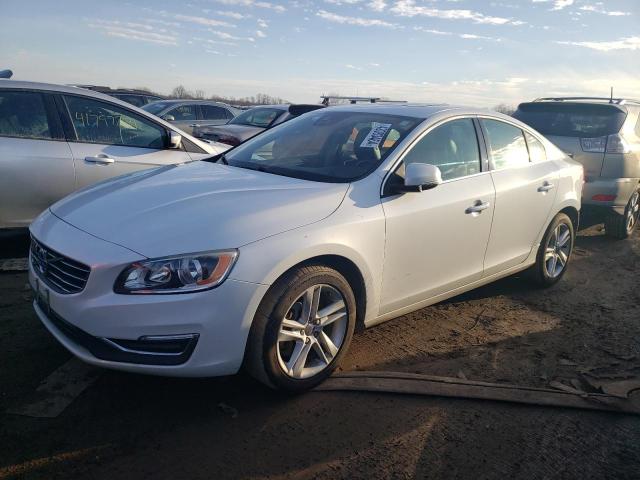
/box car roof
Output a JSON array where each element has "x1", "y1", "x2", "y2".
[
  {"x1": 316, "y1": 103, "x2": 495, "y2": 120},
  {"x1": 145, "y1": 99, "x2": 233, "y2": 107},
  {"x1": 0, "y1": 80, "x2": 217, "y2": 152}
]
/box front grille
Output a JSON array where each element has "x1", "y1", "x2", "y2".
[{"x1": 30, "y1": 237, "x2": 91, "y2": 294}]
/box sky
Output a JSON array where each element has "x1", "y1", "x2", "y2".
[{"x1": 1, "y1": 0, "x2": 639, "y2": 106}]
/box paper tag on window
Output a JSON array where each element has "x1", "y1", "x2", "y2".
[{"x1": 360, "y1": 123, "x2": 392, "y2": 148}]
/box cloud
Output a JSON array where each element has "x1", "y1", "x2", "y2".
[
  {"x1": 390, "y1": 0, "x2": 524, "y2": 25},
  {"x1": 172, "y1": 14, "x2": 235, "y2": 28},
  {"x1": 557, "y1": 36, "x2": 640, "y2": 51},
  {"x1": 413, "y1": 26, "x2": 502, "y2": 41},
  {"x1": 317, "y1": 9, "x2": 398, "y2": 27},
  {"x1": 209, "y1": 29, "x2": 255, "y2": 41},
  {"x1": 256, "y1": 30, "x2": 267, "y2": 37},
  {"x1": 579, "y1": 4, "x2": 631, "y2": 16},
  {"x1": 88, "y1": 20, "x2": 178, "y2": 45},
  {"x1": 210, "y1": 0, "x2": 286, "y2": 12}
]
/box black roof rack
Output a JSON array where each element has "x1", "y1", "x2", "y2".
[
  {"x1": 320, "y1": 95, "x2": 407, "y2": 106},
  {"x1": 532, "y1": 96, "x2": 640, "y2": 106}
]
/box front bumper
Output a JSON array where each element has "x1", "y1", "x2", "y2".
[{"x1": 29, "y1": 210, "x2": 269, "y2": 377}]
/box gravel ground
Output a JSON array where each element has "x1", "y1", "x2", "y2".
[{"x1": 0, "y1": 223, "x2": 638, "y2": 480}]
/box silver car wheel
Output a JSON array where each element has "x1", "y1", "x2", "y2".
[
  {"x1": 544, "y1": 223, "x2": 571, "y2": 278},
  {"x1": 277, "y1": 284, "x2": 348, "y2": 379},
  {"x1": 626, "y1": 191, "x2": 640, "y2": 234}
]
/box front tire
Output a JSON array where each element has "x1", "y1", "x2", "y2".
[
  {"x1": 245, "y1": 265, "x2": 356, "y2": 392},
  {"x1": 530, "y1": 212, "x2": 575, "y2": 287},
  {"x1": 604, "y1": 190, "x2": 639, "y2": 240}
]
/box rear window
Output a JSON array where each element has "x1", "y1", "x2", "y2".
[
  {"x1": 513, "y1": 103, "x2": 627, "y2": 138},
  {"x1": 230, "y1": 107, "x2": 284, "y2": 128}
]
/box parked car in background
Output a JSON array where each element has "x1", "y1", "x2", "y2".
[
  {"x1": 29, "y1": 104, "x2": 582, "y2": 392},
  {"x1": 193, "y1": 104, "x2": 325, "y2": 146},
  {"x1": 514, "y1": 97, "x2": 640, "y2": 238},
  {"x1": 0, "y1": 80, "x2": 226, "y2": 230},
  {"x1": 72, "y1": 85, "x2": 164, "y2": 108},
  {"x1": 142, "y1": 100, "x2": 241, "y2": 135}
]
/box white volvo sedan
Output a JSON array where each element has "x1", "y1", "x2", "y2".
[{"x1": 29, "y1": 104, "x2": 583, "y2": 392}]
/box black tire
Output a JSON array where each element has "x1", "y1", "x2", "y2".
[
  {"x1": 604, "y1": 191, "x2": 640, "y2": 240},
  {"x1": 244, "y1": 264, "x2": 356, "y2": 392},
  {"x1": 529, "y1": 212, "x2": 575, "y2": 288}
]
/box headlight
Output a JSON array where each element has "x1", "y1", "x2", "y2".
[{"x1": 114, "y1": 250, "x2": 238, "y2": 294}]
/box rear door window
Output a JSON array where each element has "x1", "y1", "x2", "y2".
[
  {"x1": 481, "y1": 119, "x2": 530, "y2": 169},
  {"x1": 201, "y1": 105, "x2": 229, "y2": 121},
  {"x1": 513, "y1": 103, "x2": 627, "y2": 138},
  {"x1": 64, "y1": 95, "x2": 166, "y2": 148},
  {"x1": 0, "y1": 90, "x2": 53, "y2": 140}
]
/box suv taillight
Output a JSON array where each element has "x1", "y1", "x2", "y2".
[
  {"x1": 605, "y1": 133, "x2": 631, "y2": 154},
  {"x1": 580, "y1": 134, "x2": 630, "y2": 154}
]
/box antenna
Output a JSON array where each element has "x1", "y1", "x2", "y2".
[{"x1": 610, "y1": 86, "x2": 614, "y2": 104}]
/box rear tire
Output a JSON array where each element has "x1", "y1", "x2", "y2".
[
  {"x1": 604, "y1": 190, "x2": 639, "y2": 240},
  {"x1": 244, "y1": 265, "x2": 356, "y2": 393},
  {"x1": 530, "y1": 213, "x2": 574, "y2": 288}
]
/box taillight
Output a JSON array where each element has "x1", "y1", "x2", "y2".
[
  {"x1": 592, "y1": 194, "x2": 616, "y2": 202},
  {"x1": 605, "y1": 134, "x2": 630, "y2": 154},
  {"x1": 580, "y1": 136, "x2": 606, "y2": 153},
  {"x1": 580, "y1": 134, "x2": 630, "y2": 154}
]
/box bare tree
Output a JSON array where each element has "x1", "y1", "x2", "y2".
[
  {"x1": 493, "y1": 103, "x2": 516, "y2": 116},
  {"x1": 171, "y1": 85, "x2": 192, "y2": 99}
]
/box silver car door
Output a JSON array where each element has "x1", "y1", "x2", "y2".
[
  {"x1": 61, "y1": 94, "x2": 191, "y2": 189},
  {"x1": 379, "y1": 118, "x2": 496, "y2": 315},
  {"x1": 480, "y1": 118, "x2": 559, "y2": 276},
  {"x1": 199, "y1": 104, "x2": 232, "y2": 128},
  {"x1": 0, "y1": 89, "x2": 75, "y2": 228}
]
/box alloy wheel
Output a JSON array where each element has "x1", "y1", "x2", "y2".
[
  {"x1": 626, "y1": 191, "x2": 640, "y2": 234},
  {"x1": 544, "y1": 223, "x2": 571, "y2": 278},
  {"x1": 277, "y1": 284, "x2": 348, "y2": 379}
]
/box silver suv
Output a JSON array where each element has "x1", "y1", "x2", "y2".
[{"x1": 514, "y1": 97, "x2": 640, "y2": 239}]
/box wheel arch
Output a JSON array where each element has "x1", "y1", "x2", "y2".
[{"x1": 265, "y1": 254, "x2": 368, "y2": 331}]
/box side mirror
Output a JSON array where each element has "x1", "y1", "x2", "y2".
[
  {"x1": 162, "y1": 114, "x2": 175, "y2": 122},
  {"x1": 397, "y1": 163, "x2": 442, "y2": 193},
  {"x1": 168, "y1": 131, "x2": 182, "y2": 149}
]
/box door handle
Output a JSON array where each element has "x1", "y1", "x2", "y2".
[
  {"x1": 466, "y1": 201, "x2": 490, "y2": 214},
  {"x1": 189, "y1": 123, "x2": 199, "y2": 127},
  {"x1": 85, "y1": 154, "x2": 115, "y2": 165},
  {"x1": 538, "y1": 182, "x2": 555, "y2": 193}
]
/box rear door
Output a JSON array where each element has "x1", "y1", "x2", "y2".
[
  {"x1": 0, "y1": 89, "x2": 75, "y2": 228},
  {"x1": 480, "y1": 118, "x2": 559, "y2": 276},
  {"x1": 59, "y1": 94, "x2": 191, "y2": 189}
]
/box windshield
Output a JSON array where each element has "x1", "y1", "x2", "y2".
[
  {"x1": 142, "y1": 102, "x2": 172, "y2": 115},
  {"x1": 224, "y1": 110, "x2": 421, "y2": 182},
  {"x1": 513, "y1": 103, "x2": 627, "y2": 138},
  {"x1": 229, "y1": 107, "x2": 285, "y2": 127}
]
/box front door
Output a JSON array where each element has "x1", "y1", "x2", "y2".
[{"x1": 380, "y1": 118, "x2": 496, "y2": 314}]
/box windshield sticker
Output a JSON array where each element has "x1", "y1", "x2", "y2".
[{"x1": 360, "y1": 123, "x2": 392, "y2": 148}]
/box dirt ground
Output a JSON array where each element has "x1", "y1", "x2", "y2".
[{"x1": 0, "y1": 223, "x2": 639, "y2": 480}]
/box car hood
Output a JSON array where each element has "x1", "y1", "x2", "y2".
[{"x1": 50, "y1": 162, "x2": 348, "y2": 258}]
